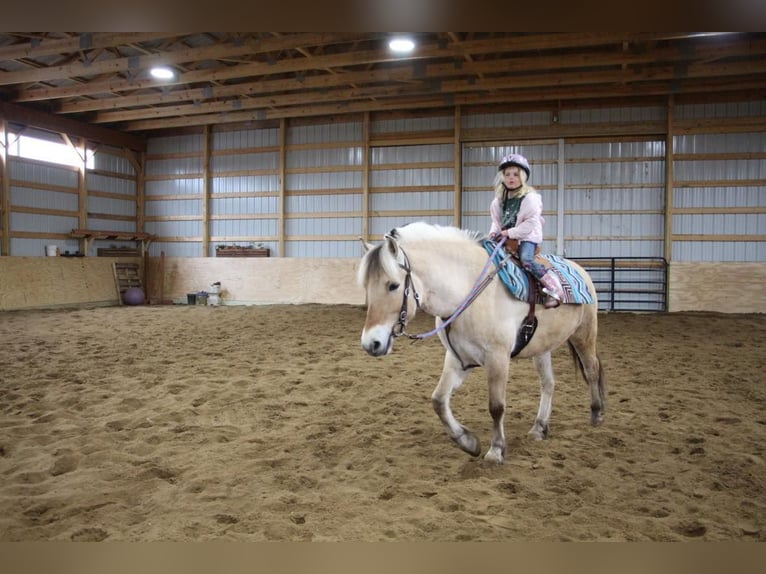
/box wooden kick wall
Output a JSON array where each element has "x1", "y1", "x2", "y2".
[{"x1": 0, "y1": 256, "x2": 140, "y2": 311}]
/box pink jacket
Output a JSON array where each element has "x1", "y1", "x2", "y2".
[{"x1": 489, "y1": 190, "x2": 545, "y2": 244}]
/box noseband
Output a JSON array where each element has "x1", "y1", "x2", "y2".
[{"x1": 393, "y1": 248, "x2": 421, "y2": 338}]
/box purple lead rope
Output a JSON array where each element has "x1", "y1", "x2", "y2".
[{"x1": 408, "y1": 235, "x2": 508, "y2": 341}]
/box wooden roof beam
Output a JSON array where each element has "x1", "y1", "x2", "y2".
[{"x1": 0, "y1": 101, "x2": 146, "y2": 151}]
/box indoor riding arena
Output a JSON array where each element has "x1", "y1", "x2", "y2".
[{"x1": 0, "y1": 33, "x2": 764, "y2": 542}]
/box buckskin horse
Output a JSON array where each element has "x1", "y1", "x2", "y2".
[{"x1": 358, "y1": 222, "x2": 606, "y2": 463}]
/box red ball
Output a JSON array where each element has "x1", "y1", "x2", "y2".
[{"x1": 122, "y1": 287, "x2": 145, "y2": 305}]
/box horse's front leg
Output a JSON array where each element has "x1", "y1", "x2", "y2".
[
  {"x1": 431, "y1": 352, "x2": 480, "y2": 457},
  {"x1": 484, "y1": 351, "x2": 510, "y2": 463}
]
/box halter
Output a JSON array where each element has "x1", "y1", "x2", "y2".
[{"x1": 390, "y1": 235, "x2": 509, "y2": 341}]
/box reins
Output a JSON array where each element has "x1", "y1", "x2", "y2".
[{"x1": 393, "y1": 235, "x2": 510, "y2": 341}]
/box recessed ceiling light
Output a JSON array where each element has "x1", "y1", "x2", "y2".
[
  {"x1": 150, "y1": 66, "x2": 175, "y2": 80},
  {"x1": 388, "y1": 37, "x2": 415, "y2": 54}
]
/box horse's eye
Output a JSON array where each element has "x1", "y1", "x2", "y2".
[{"x1": 388, "y1": 282, "x2": 400, "y2": 292}]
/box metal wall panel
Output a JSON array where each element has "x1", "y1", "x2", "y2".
[
  {"x1": 286, "y1": 193, "x2": 361, "y2": 213},
  {"x1": 9, "y1": 159, "x2": 78, "y2": 189},
  {"x1": 11, "y1": 186, "x2": 78, "y2": 211},
  {"x1": 286, "y1": 171, "x2": 362, "y2": 191},
  {"x1": 12, "y1": 238, "x2": 80, "y2": 257},
  {"x1": 672, "y1": 130, "x2": 765, "y2": 262},
  {"x1": 11, "y1": 212, "x2": 79, "y2": 234},
  {"x1": 145, "y1": 199, "x2": 202, "y2": 218},
  {"x1": 371, "y1": 144, "x2": 453, "y2": 164},
  {"x1": 88, "y1": 195, "x2": 136, "y2": 218},
  {"x1": 287, "y1": 121, "x2": 362, "y2": 144},
  {"x1": 93, "y1": 149, "x2": 135, "y2": 175},
  {"x1": 148, "y1": 241, "x2": 202, "y2": 257},
  {"x1": 285, "y1": 217, "x2": 362, "y2": 236},
  {"x1": 211, "y1": 152, "x2": 279, "y2": 173},
  {"x1": 87, "y1": 173, "x2": 136, "y2": 195},
  {"x1": 672, "y1": 241, "x2": 765, "y2": 262},
  {"x1": 370, "y1": 191, "x2": 453, "y2": 211},
  {"x1": 287, "y1": 147, "x2": 362, "y2": 168},
  {"x1": 86, "y1": 219, "x2": 135, "y2": 233},
  {"x1": 211, "y1": 196, "x2": 278, "y2": 215},
  {"x1": 147, "y1": 134, "x2": 203, "y2": 154},
  {"x1": 210, "y1": 219, "x2": 278, "y2": 238},
  {"x1": 462, "y1": 110, "x2": 550, "y2": 129},
  {"x1": 561, "y1": 105, "x2": 664, "y2": 123},
  {"x1": 211, "y1": 175, "x2": 279, "y2": 194},
  {"x1": 284, "y1": 240, "x2": 360, "y2": 258},
  {"x1": 213, "y1": 128, "x2": 279, "y2": 150},
  {"x1": 145, "y1": 179, "x2": 203, "y2": 196},
  {"x1": 565, "y1": 139, "x2": 665, "y2": 259},
  {"x1": 371, "y1": 115, "x2": 453, "y2": 134},
  {"x1": 145, "y1": 157, "x2": 202, "y2": 176},
  {"x1": 675, "y1": 100, "x2": 766, "y2": 120}
]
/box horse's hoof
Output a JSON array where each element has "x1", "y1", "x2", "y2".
[
  {"x1": 483, "y1": 446, "x2": 504, "y2": 464},
  {"x1": 456, "y1": 429, "x2": 481, "y2": 457},
  {"x1": 591, "y1": 412, "x2": 604, "y2": 426},
  {"x1": 528, "y1": 421, "x2": 549, "y2": 440}
]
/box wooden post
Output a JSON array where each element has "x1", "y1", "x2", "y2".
[
  {"x1": 453, "y1": 105, "x2": 463, "y2": 227},
  {"x1": 202, "y1": 125, "x2": 211, "y2": 257},
  {"x1": 0, "y1": 120, "x2": 9, "y2": 256},
  {"x1": 664, "y1": 95, "x2": 674, "y2": 264},
  {"x1": 361, "y1": 112, "x2": 370, "y2": 242},
  {"x1": 278, "y1": 118, "x2": 287, "y2": 257}
]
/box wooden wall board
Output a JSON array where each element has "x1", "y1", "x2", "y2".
[
  {"x1": 668, "y1": 262, "x2": 766, "y2": 314},
  {"x1": 144, "y1": 257, "x2": 364, "y2": 306},
  {"x1": 0, "y1": 256, "x2": 141, "y2": 311}
]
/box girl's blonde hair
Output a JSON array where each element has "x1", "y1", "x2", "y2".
[{"x1": 494, "y1": 166, "x2": 533, "y2": 200}]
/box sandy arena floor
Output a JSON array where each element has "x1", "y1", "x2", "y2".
[{"x1": 0, "y1": 304, "x2": 764, "y2": 541}]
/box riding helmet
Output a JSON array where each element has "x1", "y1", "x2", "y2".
[{"x1": 498, "y1": 153, "x2": 530, "y2": 180}]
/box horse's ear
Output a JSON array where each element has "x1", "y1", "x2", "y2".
[
  {"x1": 358, "y1": 237, "x2": 374, "y2": 253},
  {"x1": 384, "y1": 233, "x2": 399, "y2": 258}
]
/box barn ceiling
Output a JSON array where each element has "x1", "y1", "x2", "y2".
[{"x1": 0, "y1": 32, "x2": 765, "y2": 137}]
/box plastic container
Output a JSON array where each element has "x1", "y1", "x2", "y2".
[
  {"x1": 187, "y1": 293, "x2": 197, "y2": 305},
  {"x1": 45, "y1": 245, "x2": 59, "y2": 256}
]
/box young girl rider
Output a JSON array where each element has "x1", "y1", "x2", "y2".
[{"x1": 489, "y1": 153, "x2": 564, "y2": 308}]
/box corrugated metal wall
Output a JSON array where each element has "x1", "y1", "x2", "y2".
[
  {"x1": 6, "y1": 138, "x2": 137, "y2": 256},
  {"x1": 5, "y1": 101, "x2": 763, "y2": 271},
  {"x1": 285, "y1": 121, "x2": 363, "y2": 257},
  {"x1": 145, "y1": 133, "x2": 204, "y2": 257}
]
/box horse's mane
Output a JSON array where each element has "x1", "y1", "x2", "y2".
[
  {"x1": 357, "y1": 222, "x2": 486, "y2": 287},
  {"x1": 394, "y1": 221, "x2": 485, "y2": 245}
]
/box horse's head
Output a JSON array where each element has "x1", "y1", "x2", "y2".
[{"x1": 357, "y1": 232, "x2": 419, "y2": 356}]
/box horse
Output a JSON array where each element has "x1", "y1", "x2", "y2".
[{"x1": 357, "y1": 221, "x2": 606, "y2": 464}]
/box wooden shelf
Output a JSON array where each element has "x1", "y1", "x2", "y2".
[
  {"x1": 216, "y1": 247, "x2": 270, "y2": 258},
  {"x1": 71, "y1": 229, "x2": 155, "y2": 256}
]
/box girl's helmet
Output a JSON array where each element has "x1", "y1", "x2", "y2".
[{"x1": 498, "y1": 153, "x2": 530, "y2": 180}]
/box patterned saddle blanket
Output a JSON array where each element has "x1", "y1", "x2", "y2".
[{"x1": 482, "y1": 240, "x2": 594, "y2": 305}]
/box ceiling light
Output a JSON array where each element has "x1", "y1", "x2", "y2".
[
  {"x1": 150, "y1": 66, "x2": 175, "y2": 80},
  {"x1": 388, "y1": 37, "x2": 415, "y2": 54}
]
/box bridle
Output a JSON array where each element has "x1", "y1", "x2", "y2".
[
  {"x1": 392, "y1": 247, "x2": 421, "y2": 338},
  {"x1": 389, "y1": 235, "x2": 509, "y2": 341}
]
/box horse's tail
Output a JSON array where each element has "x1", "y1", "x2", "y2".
[{"x1": 567, "y1": 341, "x2": 607, "y2": 411}]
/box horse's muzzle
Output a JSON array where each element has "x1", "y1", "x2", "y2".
[{"x1": 361, "y1": 326, "x2": 393, "y2": 357}]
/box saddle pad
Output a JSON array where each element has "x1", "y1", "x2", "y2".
[{"x1": 482, "y1": 240, "x2": 594, "y2": 305}]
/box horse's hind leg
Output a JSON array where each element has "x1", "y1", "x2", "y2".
[
  {"x1": 568, "y1": 339, "x2": 606, "y2": 426},
  {"x1": 431, "y1": 352, "x2": 480, "y2": 457},
  {"x1": 529, "y1": 352, "x2": 555, "y2": 440}
]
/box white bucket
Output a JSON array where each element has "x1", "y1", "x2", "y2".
[
  {"x1": 45, "y1": 245, "x2": 59, "y2": 256},
  {"x1": 207, "y1": 293, "x2": 221, "y2": 306},
  {"x1": 208, "y1": 284, "x2": 221, "y2": 294}
]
